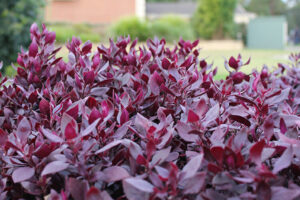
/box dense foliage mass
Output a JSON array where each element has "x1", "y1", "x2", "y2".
[
  {"x1": 192, "y1": 0, "x2": 237, "y2": 39},
  {"x1": 1, "y1": 24, "x2": 300, "y2": 200},
  {"x1": 0, "y1": 0, "x2": 44, "y2": 69},
  {"x1": 110, "y1": 16, "x2": 195, "y2": 43}
]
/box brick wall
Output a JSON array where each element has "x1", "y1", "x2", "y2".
[{"x1": 45, "y1": 0, "x2": 136, "y2": 24}]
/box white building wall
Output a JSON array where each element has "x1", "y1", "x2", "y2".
[{"x1": 135, "y1": 0, "x2": 146, "y2": 19}]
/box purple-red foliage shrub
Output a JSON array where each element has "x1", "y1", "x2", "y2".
[{"x1": 1, "y1": 24, "x2": 300, "y2": 199}]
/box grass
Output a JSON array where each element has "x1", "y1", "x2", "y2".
[{"x1": 200, "y1": 49, "x2": 295, "y2": 79}]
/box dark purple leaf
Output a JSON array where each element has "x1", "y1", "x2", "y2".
[
  {"x1": 256, "y1": 181, "x2": 271, "y2": 200},
  {"x1": 229, "y1": 115, "x2": 251, "y2": 127},
  {"x1": 0, "y1": 129, "x2": 7, "y2": 146},
  {"x1": 83, "y1": 71, "x2": 95, "y2": 85},
  {"x1": 228, "y1": 56, "x2": 238, "y2": 70}
]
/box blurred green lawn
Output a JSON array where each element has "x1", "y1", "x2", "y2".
[{"x1": 200, "y1": 49, "x2": 294, "y2": 79}]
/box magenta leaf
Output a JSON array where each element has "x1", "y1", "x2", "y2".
[
  {"x1": 188, "y1": 110, "x2": 200, "y2": 123},
  {"x1": 182, "y1": 172, "x2": 206, "y2": 194},
  {"x1": 103, "y1": 166, "x2": 130, "y2": 182},
  {"x1": 65, "y1": 121, "x2": 77, "y2": 140},
  {"x1": 16, "y1": 117, "x2": 31, "y2": 145},
  {"x1": 95, "y1": 139, "x2": 142, "y2": 159},
  {"x1": 41, "y1": 161, "x2": 69, "y2": 176},
  {"x1": 280, "y1": 118, "x2": 287, "y2": 134},
  {"x1": 149, "y1": 71, "x2": 164, "y2": 95},
  {"x1": 210, "y1": 146, "x2": 224, "y2": 164},
  {"x1": 81, "y1": 118, "x2": 100, "y2": 137},
  {"x1": 86, "y1": 187, "x2": 101, "y2": 200},
  {"x1": 273, "y1": 145, "x2": 293, "y2": 173},
  {"x1": 41, "y1": 128, "x2": 63, "y2": 143},
  {"x1": 68, "y1": 178, "x2": 88, "y2": 200},
  {"x1": 82, "y1": 41, "x2": 92, "y2": 54},
  {"x1": 271, "y1": 186, "x2": 300, "y2": 200},
  {"x1": 162, "y1": 57, "x2": 171, "y2": 69},
  {"x1": 203, "y1": 104, "x2": 219, "y2": 127},
  {"x1": 29, "y1": 39, "x2": 38, "y2": 57},
  {"x1": 39, "y1": 99, "x2": 50, "y2": 115},
  {"x1": 257, "y1": 181, "x2": 271, "y2": 200},
  {"x1": 95, "y1": 140, "x2": 124, "y2": 154},
  {"x1": 120, "y1": 108, "x2": 129, "y2": 125},
  {"x1": 228, "y1": 56, "x2": 238, "y2": 70},
  {"x1": 45, "y1": 31, "x2": 56, "y2": 44},
  {"x1": 181, "y1": 153, "x2": 204, "y2": 180},
  {"x1": 150, "y1": 147, "x2": 171, "y2": 167},
  {"x1": 210, "y1": 126, "x2": 226, "y2": 145},
  {"x1": 250, "y1": 140, "x2": 265, "y2": 165},
  {"x1": 61, "y1": 113, "x2": 78, "y2": 137},
  {"x1": 123, "y1": 178, "x2": 154, "y2": 200},
  {"x1": 12, "y1": 167, "x2": 35, "y2": 183},
  {"x1": 83, "y1": 71, "x2": 95, "y2": 85},
  {"x1": 265, "y1": 88, "x2": 290, "y2": 105},
  {"x1": 175, "y1": 121, "x2": 199, "y2": 142},
  {"x1": 263, "y1": 115, "x2": 274, "y2": 140},
  {"x1": 89, "y1": 108, "x2": 101, "y2": 124}
]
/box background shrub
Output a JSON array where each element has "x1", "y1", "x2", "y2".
[
  {"x1": 192, "y1": 0, "x2": 237, "y2": 39},
  {"x1": 0, "y1": 0, "x2": 44, "y2": 69},
  {"x1": 110, "y1": 17, "x2": 152, "y2": 41},
  {"x1": 48, "y1": 23, "x2": 100, "y2": 44},
  {"x1": 151, "y1": 15, "x2": 195, "y2": 42}
]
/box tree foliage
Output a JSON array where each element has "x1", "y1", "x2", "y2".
[
  {"x1": 286, "y1": 1, "x2": 300, "y2": 30},
  {"x1": 192, "y1": 0, "x2": 237, "y2": 39},
  {"x1": 0, "y1": 0, "x2": 44, "y2": 68},
  {"x1": 244, "y1": 0, "x2": 286, "y2": 16}
]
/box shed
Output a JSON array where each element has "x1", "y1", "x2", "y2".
[{"x1": 247, "y1": 16, "x2": 287, "y2": 49}]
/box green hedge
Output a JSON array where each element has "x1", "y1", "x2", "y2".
[
  {"x1": 0, "y1": 0, "x2": 44, "y2": 68},
  {"x1": 48, "y1": 24, "x2": 100, "y2": 44},
  {"x1": 110, "y1": 17, "x2": 152, "y2": 41},
  {"x1": 110, "y1": 16, "x2": 195, "y2": 42},
  {"x1": 151, "y1": 15, "x2": 195, "y2": 42}
]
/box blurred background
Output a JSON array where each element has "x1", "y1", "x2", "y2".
[{"x1": 1, "y1": 0, "x2": 300, "y2": 78}]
